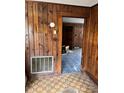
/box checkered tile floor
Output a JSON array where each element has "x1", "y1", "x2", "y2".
[{"x1": 26, "y1": 72, "x2": 98, "y2": 93}]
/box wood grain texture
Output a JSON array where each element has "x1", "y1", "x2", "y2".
[
  {"x1": 25, "y1": 2, "x2": 30, "y2": 78},
  {"x1": 63, "y1": 23, "x2": 83, "y2": 48},
  {"x1": 52, "y1": 4, "x2": 57, "y2": 72},
  {"x1": 48, "y1": 3, "x2": 53, "y2": 56},
  {"x1": 33, "y1": 2, "x2": 39, "y2": 56},
  {"x1": 57, "y1": 15, "x2": 62, "y2": 73},
  {"x1": 38, "y1": 3, "x2": 43, "y2": 56},
  {"x1": 82, "y1": 5, "x2": 98, "y2": 82},
  {"x1": 25, "y1": 1, "x2": 90, "y2": 76}
]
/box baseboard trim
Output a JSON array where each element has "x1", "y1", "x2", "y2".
[
  {"x1": 85, "y1": 71, "x2": 98, "y2": 85},
  {"x1": 82, "y1": 67, "x2": 98, "y2": 85}
]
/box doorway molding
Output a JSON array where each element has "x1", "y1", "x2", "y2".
[{"x1": 57, "y1": 14, "x2": 88, "y2": 74}]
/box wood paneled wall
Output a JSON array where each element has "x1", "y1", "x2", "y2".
[
  {"x1": 82, "y1": 5, "x2": 98, "y2": 83},
  {"x1": 63, "y1": 23, "x2": 83, "y2": 48},
  {"x1": 25, "y1": 1, "x2": 90, "y2": 77}
]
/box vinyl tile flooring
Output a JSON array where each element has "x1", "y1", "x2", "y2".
[
  {"x1": 26, "y1": 72, "x2": 98, "y2": 93},
  {"x1": 62, "y1": 48, "x2": 82, "y2": 73}
]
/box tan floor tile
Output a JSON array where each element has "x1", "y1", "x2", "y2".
[
  {"x1": 33, "y1": 84, "x2": 38, "y2": 89},
  {"x1": 26, "y1": 72, "x2": 98, "y2": 93},
  {"x1": 51, "y1": 88, "x2": 57, "y2": 93},
  {"x1": 36, "y1": 87, "x2": 43, "y2": 92},
  {"x1": 27, "y1": 88, "x2": 33, "y2": 93}
]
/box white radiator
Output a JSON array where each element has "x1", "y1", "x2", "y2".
[{"x1": 31, "y1": 56, "x2": 54, "y2": 74}]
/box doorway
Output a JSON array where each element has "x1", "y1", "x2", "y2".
[{"x1": 61, "y1": 17, "x2": 85, "y2": 73}]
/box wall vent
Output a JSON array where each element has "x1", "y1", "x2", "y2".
[{"x1": 31, "y1": 56, "x2": 54, "y2": 74}]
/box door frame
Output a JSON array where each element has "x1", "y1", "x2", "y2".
[{"x1": 57, "y1": 14, "x2": 88, "y2": 74}]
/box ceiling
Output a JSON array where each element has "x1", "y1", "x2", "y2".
[
  {"x1": 63, "y1": 17, "x2": 84, "y2": 24},
  {"x1": 27, "y1": 0, "x2": 98, "y2": 7}
]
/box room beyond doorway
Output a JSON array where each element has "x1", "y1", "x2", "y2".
[{"x1": 62, "y1": 17, "x2": 84, "y2": 74}]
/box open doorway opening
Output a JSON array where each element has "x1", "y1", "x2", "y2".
[{"x1": 62, "y1": 17, "x2": 85, "y2": 73}]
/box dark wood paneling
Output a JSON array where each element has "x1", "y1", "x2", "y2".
[
  {"x1": 26, "y1": 2, "x2": 35, "y2": 77},
  {"x1": 33, "y1": 2, "x2": 39, "y2": 56},
  {"x1": 62, "y1": 23, "x2": 83, "y2": 48},
  {"x1": 38, "y1": 3, "x2": 43, "y2": 56},
  {"x1": 25, "y1": 2, "x2": 30, "y2": 78},
  {"x1": 62, "y1": 25, "x2": 73, "y2": 49},
  {"x1": 82, "y1": 5, "x2": 98, "y2": 82},
  {"x1": 25, "y1": 1, "x2": 90, "y2": 76}
]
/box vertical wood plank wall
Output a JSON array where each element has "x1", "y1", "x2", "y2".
[
  {"x1": 25, "y1": 1, "x2": 90, "y2": 77},
  {"x1": 82, "y1": 5, "x2": 98, "y2": 82},
  {"x1": 63, "y1": 23, "x2": 84, "y2": 48}
]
